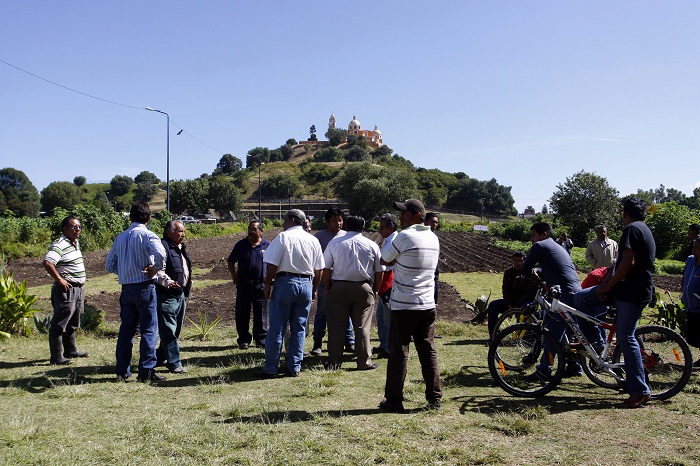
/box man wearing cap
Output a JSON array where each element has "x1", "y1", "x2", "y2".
[
  {"x1": 42, "y1": 215, "x2": 89, "y2": 365},
  {"x1": 256, "y1": 209, "x2": 324, "y2": 378},
  {"x1": 323, "y1": 215, "x2": 383, "y2": 370},
  {"x1": 379, "y1": 199, "x2": 442, "y2": 412}
]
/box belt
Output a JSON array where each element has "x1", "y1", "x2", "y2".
[
  {"x1": 240, "y1": 279, "x2": 264, "y2": 285},
  {"x1": 332, "y1": 279, "x2": 371, "y2": 285},
  {"x1": 276, "y1": 272, "x2": 312, "y2": 279}
]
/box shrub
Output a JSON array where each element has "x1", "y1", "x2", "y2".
[
  {"x1": 489, "y1": 219, "x2": 532, "y2": 241},
  {"x1": 0, "y1": 257, "x2": 40, "y2": 337},
  {"x1": 80, "y1": 302, "x2": 105, "y2": 332}
]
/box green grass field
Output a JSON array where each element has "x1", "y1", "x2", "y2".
[{"x1": 2, "y1": 273, "x2": 699, "y2": 465}]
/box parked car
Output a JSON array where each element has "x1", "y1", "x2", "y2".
[{"x1": 176, "y1": 216, "x2": 200, "y2": 224}]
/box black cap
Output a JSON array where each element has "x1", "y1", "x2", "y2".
[{"x1": 393, "y1": 199, "x2": 426, "y2": 218}]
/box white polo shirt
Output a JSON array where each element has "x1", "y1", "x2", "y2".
[
  {"x1": 264, "y1": 225, "x2": 324, "y2": 275},
  {"x1": 324, "y1": 231, "x2": 383, "y2": 283}
]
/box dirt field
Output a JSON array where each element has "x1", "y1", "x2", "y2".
[{"x1": 9, "y1": 230, "x2": 682, "y2": 326}]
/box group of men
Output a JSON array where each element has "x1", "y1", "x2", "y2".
[{"x1": 44, "y1": 195, "x2": 660, "y2": 409}]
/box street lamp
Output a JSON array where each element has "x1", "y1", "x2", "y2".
[
  {"x1": 247, "y1": 154, "x2": 264, "y2": 220},
  {"x1": 145, "y1": 107, "x2": 170, "y2": 213}
]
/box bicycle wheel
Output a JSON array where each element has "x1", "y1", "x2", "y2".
[
  {"x1": 612, "y1": 325, "x2": 693, "y2": 401},
  {"x1": 488, "y1": 323, "x2": 565, "y2": 397},
  {"x1": 491, "y1": 307, "x2": 542, "y2": 341},
  {"x1": 579, "y1": 343, "x2": 622, "y2": 390}
]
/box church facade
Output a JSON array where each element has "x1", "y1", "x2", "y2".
[{"x1": 329, "y1": 113, "x2": 383, "y2": 147}]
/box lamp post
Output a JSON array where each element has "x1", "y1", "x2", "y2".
[
  {"x1": 248, "y1": 155, "x2": 263, "y2": 220},
  {"x1": 145, "y1": 107, "x2": 170, "y2": 213}
]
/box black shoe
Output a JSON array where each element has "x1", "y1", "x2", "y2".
[
  {"x1": 344, "y1": 344, "x2": 356, "y2": 353},
  {"x1": 379, "y1": 399, "x2": 405, "y2": 413},
  {"x1": 428, "y1": 399, "x2": 441, "y2": 410},
  {"x1": 563, "y1": 362, "x2": 583, "y2": 378},
  {"x1": 310, "y1": 341, "x2": 323, "y2": 356},
  {"x1": 255, "y1": 341, "x2": 265, "y2": 349},
  {"x1": 358, "y1": 363, "x2": 379, "y2": 371},
  {"x1": 254, "y1": 369, "x2": 278, "y2": 379},
  {"x1": 239, "y1": 343, "x2": 250, "y2": 350},
  {"x1": 50, "y1": 356, "x2": 73, "y2": 366},
  {"x1": 137, "y1": 370, "x2": 166, "y2": 383},
  {"x1": 323, "y1": 361, "x2": 340, "y2": 371},
  {"x1": 64, "y1": 350, "x2": 89, "y2": 358}
]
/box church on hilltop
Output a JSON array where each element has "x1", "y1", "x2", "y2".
[{"x1": 329, "y1": 113, "x2": 383, "y2": 147}]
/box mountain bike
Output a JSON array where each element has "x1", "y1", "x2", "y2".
[{"x1": 488, "y1": 286, "x2": 693, "y2": 399}]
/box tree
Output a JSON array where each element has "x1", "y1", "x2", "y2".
[
  {"x1": 646, "y1": 202, "x2": 700, "y2": 259},
  {"x1": 73, "y1": 176, "x2": 86, "y2": 187},
  {"x1": 338, "y1": 162, "x2": 417, "y2": 220},
  {"x1": 325, "y1": 127, "x2": 348, "y2": 146},
  {"x1": 308, "y1": 125, "x2": 317, "y2": 141},
  {"x1": 246, "y1": 147, "x2": 270, "y2": 167},
  {"x1": 134, "y1": 182, "x2": 158, "y2": 203},
  {"x1": 0, "y1": 167, "x2": 40, "y2": 217},
  {"x1": 444, "y1": 177, "x2": 516, "y2": 216},
  {"x1": 345, "y1": 146, "x2": 371, "y2": 162},
  {"x1": 109, "y1": 175, "x2": 134, "y2": 197},
  {"x1": 524, "y1": 206, "x2": 535, "y2": 215},
  {"x1": 542, "y1": 204, "x2": 549, "y2": 214},
  {"x1": 548, "y1": 171, "x2": 620, "y2": 246},
  {"x1": 286, "y1": 138, "x2": 297, "y2": 146},
  {"x1": 169, "y1": 178, "x2": 210, "y2": 214},
  {"x1": 213, "y1": 154, "x2": 242, "y2": 176},
  {"x1": 313, "y1": 146, "x2": 344, "y2": 162},
  {"x1": 279, "y1": 144, "x2": 294, "y2": 161},
  {"x1": 134, "y1": 171, "x2": 160, "y2": 185},
  {"x1": 260, "y1": 173, "x2": 302, "y2": 198},
  {"x1": 208, "y1": 176, "x2": 243, "y2": 218},
  {"x1": 40, "y1": 181, "x2": 81, "y2": 213}
]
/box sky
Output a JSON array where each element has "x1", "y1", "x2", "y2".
[{"x1": 2, "y1": 1, "x2": 699, "y2": 214}]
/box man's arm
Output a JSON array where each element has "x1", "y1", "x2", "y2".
[
  {"x1": 597, "y1": 247, "x2": 635, "y2": 298},
  {"x1": 322, "y1": 268, "x2": 332, "y2": 290},
  {"x1": 585, "y1": 244, "x2": 596, "y2": 267},
  {"x1": 227, "y1": 261, "x2": 239, "y2": 286},
  {"x1": 42, "y1": 260, "x2": 71, "y2": 291},
  {"x1": 313, "y1": 269, "x2": 323, "y2": 301},
  {"x1": 373, "y1": 271, "x2": 383, "y2": 294},
  {"x1": 263, "y1": 263, "x2": 278, "y2": 300}
]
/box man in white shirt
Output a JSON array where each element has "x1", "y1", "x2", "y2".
[
  {"x1": 375, "y1": 213, "x2": 398, "y2": 358},
  {"x1": 256, "y1": 209, "x2": 324, "y2": 378},
  {"x1": 323, "y1": 216, "x2": 383, "y2": 370},
  {"x1": 379, "y1": 199, "x2": 442, "y2": 412}
]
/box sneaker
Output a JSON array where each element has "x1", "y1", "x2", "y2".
[
  {"x1": 286, "y1": 370, "x2": 300, "y2": 377},
  {"x1": 310, "y1": 340, "x2": 323, "y2": 356},
  {"x1": 170, "y1": 366, "x2": 187, "y2": 374},
  {"x1": 379, "y1": 399, "x2": 405, "y2": 413},
  {"x1": 622, "y1": 393, "x2": 651, "y2": 409}
]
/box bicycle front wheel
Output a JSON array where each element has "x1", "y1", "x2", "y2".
[
  {"x1": 488, "y1": 323, "x2": 565, "y2": 397},
  {"x1": 491, "y1": 308, "x2": 535, "y2": 341},
  {"x1": 612, "y1": 325, "x2": 693, "y2": 401}
]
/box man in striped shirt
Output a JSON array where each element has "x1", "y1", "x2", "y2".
[
  {"x1": 379, "y1": 199, "x2": 443, "y2": 412},
  {"x1": 43, "y1": 216, "x2": 88, "y2": 365},
  {"x1": 106, "y1": 202, "x2": 167, "y2": 383}
]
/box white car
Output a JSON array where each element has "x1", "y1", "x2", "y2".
[{"x1": 176, "y1": 216, "x2": 199, "y2": 224}]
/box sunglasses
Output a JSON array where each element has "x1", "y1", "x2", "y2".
[{"x1": 70, "y1": 225, "x2": 83, "y2": 230}]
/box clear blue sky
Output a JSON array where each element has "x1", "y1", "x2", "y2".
[{"x1": 2, "y1": 1, "x2": 698, "y2": 214}]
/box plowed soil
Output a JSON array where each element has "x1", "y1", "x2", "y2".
[{"x1": 9, "y1": 231, "x2": 682, "y2": 326}]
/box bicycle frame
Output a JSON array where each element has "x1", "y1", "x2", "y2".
[{"x1": 548, "y1": 295, "x2": 626, "y2": 382}]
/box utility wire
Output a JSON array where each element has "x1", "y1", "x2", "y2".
[{"x1": 1, "y1": 58, "x2": 225, "y2": 154}]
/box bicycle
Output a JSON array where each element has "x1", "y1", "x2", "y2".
[{"x1": 488, "y1": 285, "x2": 693, "y2": 399}]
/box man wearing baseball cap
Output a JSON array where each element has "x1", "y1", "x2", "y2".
[{"x1": 379, "y1": 199, "x2": 442, "y2": 412}]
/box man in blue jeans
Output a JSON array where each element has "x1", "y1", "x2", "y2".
[
  {"x1": 106, "y1": 202, "x2": 167, "y2": 383},
  {"x1": 575, "y1": 198, "x2": 655, "y2": 408},
  {"x1": 256, "y1": 209, "x2": 324, "y2": 378}
]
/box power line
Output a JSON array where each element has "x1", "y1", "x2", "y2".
[{"x1": 1, "y1": 58, "x2": 225, "y2": 154}]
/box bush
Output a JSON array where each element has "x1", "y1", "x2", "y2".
[
  {"x1": 80, "y1": 302, "x2": 105, "y2": 332},
  {"x1": 489, "y1": 219, "x2": 532, "y2": 241},
  {"x1": 0, "y1": 258, "x2": 40, "y2": 337}
]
